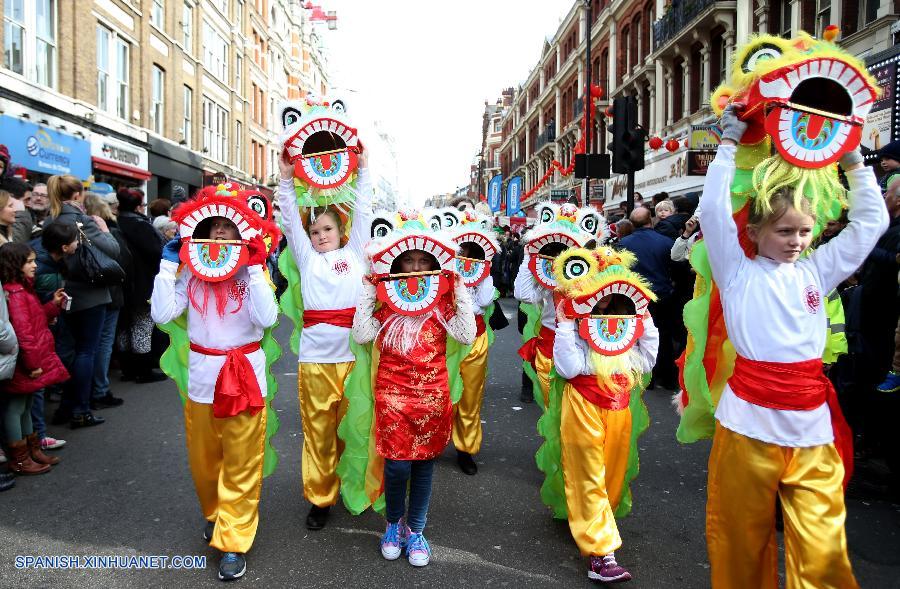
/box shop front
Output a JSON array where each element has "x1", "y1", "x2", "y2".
[
  {"x1": 0, "y1": 114, "x2": 91, "y2": 182},
  {"x1": 148, "y1": 137, "x2": 203, "y2": 200},
  {"x1": 604, "y1": 149, "x2": 710, "y2": 212},
  {"x1": 90, "y1": 133, "x2": 150, "y2": 192}
]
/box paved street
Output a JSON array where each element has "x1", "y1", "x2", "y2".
[{"x1": 1, "y1": 298, "x2": 898, "y2": 588}]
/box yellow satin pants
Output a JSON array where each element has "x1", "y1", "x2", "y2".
[
  {"x1": 560, "y1": 384, "x2": 631, "y2": 556},
  {"x1": 184, "y1": 399, "x2": 266, "y2": 554},
  {"x1": 534, "y1": 347, "x2": 553, "y2": 409},
  {"x1": 453, "y1": 331, "x2": 489, "y2": 454},
  {"x1": 707, "y1": 422, "x2": 858, "y2": 589},
  {"x1": 298, "y1": 361, "x2": 352, "y2": 508}
]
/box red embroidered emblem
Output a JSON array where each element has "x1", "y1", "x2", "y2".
[
  {"x1": 803, "y1": 285, "x2": 821, "y2": 314},
  {"x1": 229, "y1": 280, "x2": 248, "y2": 301},
  {"x1": 332, "y1": 258, "x2": 350, "y2": 275}
]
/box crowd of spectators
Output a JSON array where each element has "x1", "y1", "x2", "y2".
[{"x1": 0, "y1": 159, "x2": 178, "y2": 491}]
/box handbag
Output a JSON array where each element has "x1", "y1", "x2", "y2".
[{"x1": 66, "y1": 221, "x2": 126, "y2": 286}]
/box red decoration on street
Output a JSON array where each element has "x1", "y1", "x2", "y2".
[
  {"x1": 665, "y1": 139, "x2": 680, "y2": 152},
  {"x1": 683, "y1": 138, "x2": 690, "y2": 148},
  {"x1": 648, "y1": 136, "x2": 663, "y2": 150}
]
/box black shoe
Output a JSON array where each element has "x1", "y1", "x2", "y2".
[
  {"x1": 203, "y1": 520, "x2": 215, "y2": 542},
  {"x1": 93, "y1": 394, "x2": 124, "y2": 408},
  {"x1": 457, "y1": 450, "x2": 478, "y2": 475},
  {"x1": 646, "y1": 379, "x2": 657, "y2": 391},
  {"x1": 135, "y1": 371, "x2": 168, "y2": 384},
  {"x1": 70, "y1": 413, "x2": 105, "y2": 429},
  {"x1": 520, "y1": 389, "x2": 534, "y2": 403},
  {"x1": 50, "y1": 409, "x2": 72, "y2": 426},
  {"x1": 305, "y1": 505, "x2": 330, "y2": 530},
  {"x1": 0, "y1": 471, "x2": 15, "y2": 492},
  {"x1": 217, "y1": 552, "x2": 246, "y2": 582},
  {"x1": 120, "y1": 373, "x2": 136, "y2": 382}
]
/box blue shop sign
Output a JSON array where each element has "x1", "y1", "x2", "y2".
[{"x1": 0, "y1": 115, "x2": 91, "y2": 178}]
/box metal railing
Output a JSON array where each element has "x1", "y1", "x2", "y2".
[
  {"x1": 653, "y1": 0, "x2": 716, "y2": 50},
  {"x1": 536, "y1": 124, "x2": 556, "y2": 150}
]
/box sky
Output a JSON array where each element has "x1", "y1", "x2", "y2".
[{"x1": 324, "y1": 0, "x2": 575, "y2": 204}]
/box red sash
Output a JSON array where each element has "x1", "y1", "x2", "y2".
[
  {"x1": 518, "y1": 325, "x2": 556, "y2": 364},
  {"x1": 568, "y1": 374, "x2": 631, "y2": 410},
  {"x1": 190, "y1": 341, "x2": 264, "y2": 419},
  {"x1": 729, "y1": 355, "x2": 853, "y2": 488},
  {"x1": 475, "y1": 314, "x2": 486, "y2": 338},
  {"x1": 303, "y1": 308, "x2": 355, "y2": 329}
]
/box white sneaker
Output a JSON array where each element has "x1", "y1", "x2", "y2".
[
  {"x1": 41, "y1": 437, "x2": 66, "y2": 450},
  {"x1": 380, "y1": 522, "x2": 402, "y2": 560},
  {"x1": 406, "y1": 532, "x2": 431, "y2": 567}
]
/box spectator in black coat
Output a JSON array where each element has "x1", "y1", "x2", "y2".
[
  {"x1": 654, "y1": 195, "x2": 695, "y2": 239},
  {"x1": 115, "y1": 189, "x2": 166, "y2": 383}
]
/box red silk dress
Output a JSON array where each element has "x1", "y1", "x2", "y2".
[{"x1": 373, "y1": 298, "x2": 454, "y2": 461}]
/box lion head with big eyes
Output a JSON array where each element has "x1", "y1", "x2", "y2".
[
  {"x1": 554, "y1": 246, "x2": 656, "y2": 358},
  {"x1": 364, "y1": 209, "x2": 459, "y2": 317},
  {"x1": 711, "y1": 31, "x2": 878, "y2": 170},
  {"x1": 521, "y1": 202, "x2": 608, "y2": 290},
  {"x1": 278, "y1": 96, "x2": 360, "y2": 193}
]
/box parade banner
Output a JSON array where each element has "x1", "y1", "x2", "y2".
[
  {"x1": 488, "y1": 174, "x2": 503, "y2": 212},
  {"x1": 507, "y1": 176, "x2": 523, "y2": 216}
]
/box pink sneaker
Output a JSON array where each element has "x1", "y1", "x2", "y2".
[
  {"x1": 588, "y1": 553, "x2": 632, "y2": 583},
  {"x1": 41, "y1": 437, "x2": 66, "y2": 450}
]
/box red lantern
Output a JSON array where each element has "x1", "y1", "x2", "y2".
[
  {"x1": 683, "y1": 139, "x2": 690, "y2": 148},
  {"x1": 590, "y1": 84, "x2": 604, "y2": 100},
  {"x1": 665, "y1": 139, "x2": 680, "y2": 152},
  {"x1": 649, "y1": 136, "x2": 663, "y2": 150}
]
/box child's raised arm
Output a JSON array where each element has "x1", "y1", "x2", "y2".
[
  {"x1": 809, "y1": 152, "x2": 890, "y2": 293},
  {"x1": 698, "y1": 105, "x2": 749, "y2": 290},
  {"x1": 346, "y1": 164, "x2": 374, "y2": 260},
  {"x1": 447, "y1": 277, "x2": 476, "y2": 345},
  {"x1": 352, "y1": 279, "x2": 381, "y2": 344}
]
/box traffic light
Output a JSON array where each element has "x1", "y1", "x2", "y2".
[{"x1": 608, "y1": 96, "x2": 646, "y2": 174}]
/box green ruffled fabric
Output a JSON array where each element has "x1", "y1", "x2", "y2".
[
  {"x1": 519, "y1": 301, "x2": 545, "y2": 410},
  {"x1": 336, "y1": 339, "x2": 375, "y2": 515},
  {"x1": 157, "y1": 316, "x2": 283, "y2": 477},
  {"x1": 535, "y1": 372, "x2": 651, "y2": 520},
  {"x1": 446, "y1": 287, "x2": 499, "y2": 404},
  {"x1": 277, "y1": 238, "x2": 304, "y2": 356}
]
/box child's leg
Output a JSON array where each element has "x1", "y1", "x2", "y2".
[
  {"x1": 20, "y1": 396, "x2": 34, "y2": 436},
  {"x1": 183, "y1": 401, "x2": 224, "y2": 524},
  {"x1": 706, "y1": 423, "x2": 780, "y2": 589},
  {"x1": 30, "y1": 390, "x2": 46, "y2": 439},
  {"x1": 780, "y1": 444, "x2": 858, "y2": 589},
  {"x1": 559, "y1": 386, "x2": 621, "y2": 556},
  {"x1": 2, "y1": 395, "x2": 28, "y2": 442},
  {"x1": 297, "y1": 361, "x2": 354, "y2": 507},
  {"x1": 406, "y1": 460, "x2": 436, "y2": 533},
  {"x1": 534, "y1": 348, "x2": 553, "y2": 408},
  {"x1": 453, "y1": 332, "x2": 489, "y2": 454},
  {"x1": 383, "y1": 459, "x2": 412, "y2": 524},
  {"x1": 210, "y1": 406, "x2": 267, "y2": 554}
]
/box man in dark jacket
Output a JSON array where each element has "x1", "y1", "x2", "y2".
[
  {"x1": 116, "y1": 190, "x2": 166, "y2": 383},
  {"x1": 618, "y1": 207, "x2": 678, "y2": 389}
]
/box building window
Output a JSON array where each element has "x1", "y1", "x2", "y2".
[
  {"x1": 493, "y1": 120, "x2": 501, "y2": 133},
  {"x1": 182, "y1": 1, "x2": 192, "y2": 50},
  {"x1": 97, "y1": 26, "x2": 129, "y2": 120},
  {"x1": 151, "y1": 0, "x2": 165, "y2": 30},
  {"x1": 183, "y1": 85, "x2": 192, "y2": 148},
  {"x1": 151, "y1": 65, "x2": 165, "y2": 134},
  {"x1": 210, "y1": 0, "x2": 227, "y2": 14},
  {"x1": 236, "y1": 0, "x2": 243, "y2": 29},
  {"x1": 861, "y1": 0, "x2": 878, "y2": 26},
  {"x1": 202, "y1": 21, "x2": 228, "y2": 79},
  {"x1": 235, "y1": 54, "x2": 242, "y2": 93},
  {"x1": 234, "y1": 121, "x2": 242, "y2": 168},
  {"x1": 202, "y1": 98, "x2": 228, "y2": 162},
  {"x1": 780, "y1": 1, "x2": 792, "y2": 36},
  {"x1": 3, "y1": 0, "x2": 57, "y2": 89}
]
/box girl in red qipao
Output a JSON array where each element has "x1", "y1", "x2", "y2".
[{"x1": 352, "y1": 248, "x2": 476, "y2": 567}]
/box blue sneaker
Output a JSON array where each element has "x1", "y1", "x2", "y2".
[
  {"x1": 217, "y1": 552, "x2": 246, "y2": 581},
  {"x1": 876, "y1": 371, "x2": 900, "y2": 393},
  {"x1": 381, "y1": 522, "x2": 402, "y2": 560},
  {"x1": 406, "y1": 532, "x2": 431, "y2": 567},
  {"x1": 399, "y1": 519, "x2": 411, "y2": 549}
]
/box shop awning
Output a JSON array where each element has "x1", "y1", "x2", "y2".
[{"x1": 92, "y1": 157, "x2": 152, "y2": 181}]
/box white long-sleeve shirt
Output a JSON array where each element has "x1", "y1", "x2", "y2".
[
  {"x1": 703, "y1": 145, "x2": 889, "y2": 447},
  {"x1": 150, "y1": 261, "x2": 279, "y2": 404},
  {"x1": 276, "y1": 169, "x2": 373, "y2": 363},
  {"x1": 469, "y1": 275, "x2": 495, "y2": 316},
  {"x1": 513, "y1": 256, "x2": 556, "y2": 331},
  {"x1": 553, "y1": 315, "x2": 659, "y2": 380}
]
